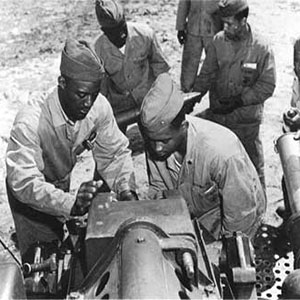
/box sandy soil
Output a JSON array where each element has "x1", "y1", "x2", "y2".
[{"x1": 0, "y1": 0, "x2": 300, "y2": 274}]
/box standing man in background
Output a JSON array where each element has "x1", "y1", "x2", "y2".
[
  {"x1": 176, "y1": 0, "x2": 222, "y2": 92},
  {"x1": 94, "y1": 0, "x2": 170, "y2": 132},
  {"x1": 193, "y1": 0, "x2": 276, "y2": 190}
]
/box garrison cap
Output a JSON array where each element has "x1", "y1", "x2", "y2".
[
  {"x1": 140, "y1": 73, "x2": 184, "y2": 137},
  {"x1": 95, "y1": 0, "x2": 124, "y2": 28},
  {"x1": 218, "y1": 0, "x2": 248, "y2": 17},
  {"x1": 60, "y1": 38, "x2": 105, "y2": 82}
]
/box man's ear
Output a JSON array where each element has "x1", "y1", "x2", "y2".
[
  {"x1": 58, "y1": 75, "x2": 66, "y2": 90},
  {"x1": 241, "y1": 17, "x2": 247, "y2": 26},
  {"x1": 181, "y1": 119, "x2": 189, "y2": 132}
]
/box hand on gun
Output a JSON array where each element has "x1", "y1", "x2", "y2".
[
  {"x1": 71, "y1": 180, "x2": 103, "y2": 216},
  {"x1": 119, "y1": 190, "x2": 139, "y2": 201}
]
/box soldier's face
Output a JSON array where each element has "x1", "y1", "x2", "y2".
[
  {"x1": 222, "y1": 16, "x2": 245, "y2": 41},
  {"x1": 102, "y1": 19, "x2": 128, "y2": 49},
  {"x1": 144, "y1": 125, "x2": 184, "y2": 161},
  {"x1": 59, "y1": 76, "x2": 101, "y2": 122}
]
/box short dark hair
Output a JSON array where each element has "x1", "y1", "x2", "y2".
[
  {"x1": 234, "y1": 7, "x2": 249, "y2": 21},
  {"x1": 170, "y1": 106, "x2": 186, "y2": 129}
]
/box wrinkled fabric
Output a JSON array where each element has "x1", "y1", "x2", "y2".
[
  {"x1": 176, "y1": 0, "x2": 222, "y2": 92},
  {"x1": 198, "y1": 109, "x2": 265, "y2": 190},
  {"x1": 194, "y1": 25, "x2": 276, "y2": 125},
  {"x1": 194, "y1": 25, "x2": 275, "y2": 186},
  {"x1": 147, "y1": 115, "x2": 266, "y2": 240},
  {"x1": 176, "y1": 0, "x2": 221, "y2": 37},
  {"x1": 6, "y1": 88, "x2": 136, "y2": 257},
  {"x1": 180, "y1": 34, "x2": 213, "y2": 92},
  {"x1": 60, "y1": 38, "x2": 105, "y2": 81},
  {"x1": 94, "y1": 22, "x2": 170, "y2": 110},
  {"x1": 6, "y1": 88, "x2": 135, "y2": 218},
  {"x1": 140, "y1": 73, "x2": 184, "y2": 136}
]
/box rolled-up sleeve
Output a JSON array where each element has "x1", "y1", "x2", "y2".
[
  {"x1": 6, "y1": 122, "x2": 75, "y2": 219},
  {"x1": 92, "y1": 100, "x2": 136, "y2": 194}
]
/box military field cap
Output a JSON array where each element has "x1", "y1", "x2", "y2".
[
  {"x1": 95, "y1": 0, "x2": 124, "y2": 28},
  {"x1": 140, "y1": 73, "x2": 184, "y2": 137},
  {"x1": 218, "y1": 0, "x2": 248, "y2": 17},
  {"x1": 60, "y1": 38, "x2": 105, "y2": 82}
]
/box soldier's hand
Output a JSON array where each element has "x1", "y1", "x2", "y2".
[
  {"x1": 213, "y1": 95, "x2": 242, "y2": 115},
  {"x1": 283, "y1": 107, "x2": 300, "y2": 131},
  {"x1": 177, "y1": 30, "x2": 186, "y2": 45},
  {"x1": 71, "y1": 180, "x2": 103, "y2": 216},
  {"x1": 119, "y1": 190, "x2": 139, "y2": 201}
]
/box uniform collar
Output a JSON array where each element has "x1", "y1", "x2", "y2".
[{"x1": 47, "y1": 87, "x2": 73, "y2": 127}]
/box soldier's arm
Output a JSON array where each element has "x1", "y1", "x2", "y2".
[{"x1": 6, "y1": 122, "x2": 75, "y2": 219}]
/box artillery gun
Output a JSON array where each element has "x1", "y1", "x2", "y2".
[{"x1": 0, "y1": 191, "x2": 257, "y2": 299}]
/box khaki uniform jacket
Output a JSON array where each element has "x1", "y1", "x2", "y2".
[
  {"x1": 94, "y1": 22, "x2": 170, "y2": 110},
  {"x1": 176, "y1": 0, "x2": 221, "y2": 37},
  {"x1": 147, "y1": 115, "x2": 266, "y2": 239},
  {"x1": 6, "y1": 88, "x2": 135, "y2": 221},
  {"x1": 195, "y1": 25, "x2": 276, "y2": 126}
]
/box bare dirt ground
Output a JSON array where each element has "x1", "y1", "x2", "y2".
[{"x1": 0, "y1": 0, "x2": 300, "y2": 282}]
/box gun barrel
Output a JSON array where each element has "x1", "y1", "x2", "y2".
[
  {"x1": 115, "y1": 108, "x2": 140, "y2": 128},
  {"x1": 276, "y1": 132, "x2": 300, "y2": 268},
  {"x1": 276, "y1": 132, "x2": 300, "y2": 214}
]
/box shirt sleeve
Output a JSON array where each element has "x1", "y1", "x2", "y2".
[
  {"x1": 149, "y1": 31, "x2": 170, "y2": 78},
  {"x1": 6, "y1": 122, "x2": 75, "y2": 220},
  {"x1": 214, "y1": 151, "x2": 266, "y2": 237},
  {"x1": 175, "y1": 0, "x2": 190, "y2": 31},
  {"x1": 241, "y1": 47, "x2": 276, "y2": 106},
  {"x1": 92, "y1": 99, "x2": 136, "y2": 195}
]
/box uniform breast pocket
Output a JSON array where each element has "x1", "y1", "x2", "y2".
[
  {"x1": 132, "y1": 53, "x2": 148, "y2": 67},
  {"x1": 241, "y1": 63, "x2": 258, "y2": 87},
  {"x1": 191, "y1": 182, "x2": 220, "y2": 218}
]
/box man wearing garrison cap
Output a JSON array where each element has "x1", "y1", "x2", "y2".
[
  {"x1": 193, "y1": 0, "x2": 276, "y2": 192},
  {"x1": 141, "y1": 73, "x2": 266, "y2": 241},
  {"x1": 6, "y1": 38, "x2": 137, "y2": 262},
  {"x1": 94, "y1": 0, "x2": 170, "y2": 132}
]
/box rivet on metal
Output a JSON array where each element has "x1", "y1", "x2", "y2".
[{"x1": 136, "y1": 237, "x2": 145, "y2": 243}]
